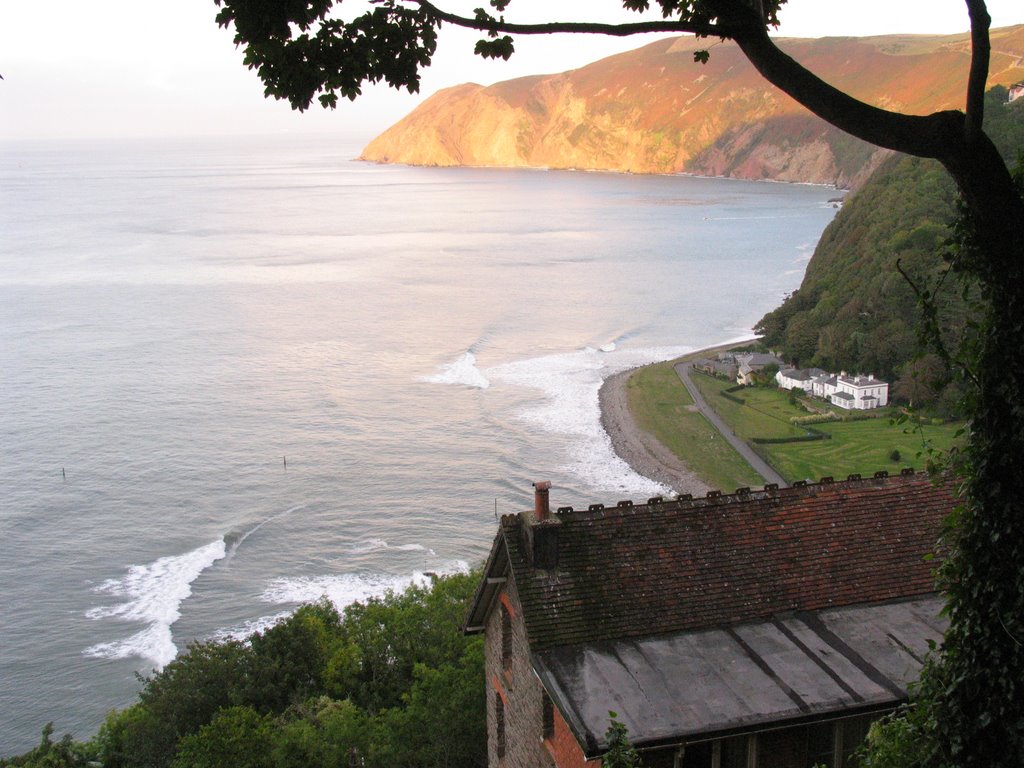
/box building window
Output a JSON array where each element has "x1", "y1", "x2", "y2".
[
  {"x1": 495, "y1": 692, "x2": 506, "y2": 759},
  {"x1": 501, "y1": 603, "x2": 513, "y2": 671},
  {"x1": 719, "y1": 735, "x2": 748, "y2": 768},
  {"x1": 840, "y1": 714, "x2": 875, "y2": 767},
  {"x1": 542, "y1": 690, "x2": 555, "y2": 740},
  {"x1": 807, "y1": 721, "x2": 836, "y2": 768},
  {"x1": 679, "y1": 741, "x2": 713, "y2": 768}
]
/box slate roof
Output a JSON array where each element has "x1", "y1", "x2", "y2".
[
  {"x1": 738, "y1": 353, "x2": 783, "y2": 367},
  {"x1": 534, "y1": 595, "x2": 946, "y2": 755},
  {"x1": 779, "y1": 367, "x2": 812, "y2": 381},
  {"x1": 838, "y1": 374, "x2": 889, "y2": 388},
  {"x1": 475, "y1": 472, "x2": 952, "y2": 653}
]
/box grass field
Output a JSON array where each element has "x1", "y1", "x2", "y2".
[
  {"x1": 626, "y1": 359, "x2": 963, "y2": 489},
  {"x1": 689, "y1": 369, "x2": 962, "y2": 483},
  {"x1": 626, "y1": 359, "x2": 763, "y2": 492},
  {"x1": 690, "y1": 373, "x2": 807, "y2": 441},
  {"x1": 763, "y1": 418, "x2": 962, "y2": 483}
]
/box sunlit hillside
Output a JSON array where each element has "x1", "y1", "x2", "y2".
[{"x1": 362, "y1": 25, "x2": 1024, "y2": 187}]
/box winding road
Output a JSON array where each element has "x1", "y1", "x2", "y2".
[{"x1": 673, "y1": 362, "x2": 789, "y2": 488}]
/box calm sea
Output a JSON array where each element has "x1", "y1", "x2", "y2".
[{"x1": 0, "y1": 134, "x2": 837, "y2": 754}]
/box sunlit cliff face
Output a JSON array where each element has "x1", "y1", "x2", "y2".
[{"x1": 361, "y1": 27, "x2": 1024, "y2": 187}]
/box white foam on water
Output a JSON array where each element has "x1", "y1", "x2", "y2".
[
  {"x1": 486, "y1": 345, "x2": 697, "y2": 493},
  {"x1": 260, "y1": 559, "x2": 470, "y2": 608},
  {"x1": 348, "y1": 538, "x2": 433, "y2": 555},
  {"x1": 206, "y1": 611, "x2": 294, "y2": 644},
  {"x1": 419, "y1": 351, "x2": 490, "y2": 389},
  {"x1": 211, "y1": 560, "x2": 471, "y2": 643},
  {"x1": 83, "y1": 538, "x2": 227, "y2": 669}
]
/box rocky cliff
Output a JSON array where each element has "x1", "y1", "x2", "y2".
[{"x1": 361, "y1": 26, "x2": 1024, "y2": 188}]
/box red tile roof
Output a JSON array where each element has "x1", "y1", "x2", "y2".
[{"x1": 499, "y1": 472, "x2": 954, "y2": 652}]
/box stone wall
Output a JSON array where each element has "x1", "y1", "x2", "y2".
[{"x1": 485, "y1": 576, "x2": 549, "y2": 768}]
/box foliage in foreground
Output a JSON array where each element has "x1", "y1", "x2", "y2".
[
  {"x1": 855, "y1": 160, "x2": 1024, "y2": 767},
  {"x1": 602, "y1": 713, "x2": 642, "y2": 768},
  {"x1": 1, "y1": 571, "x2": 485, "y2": 768}
]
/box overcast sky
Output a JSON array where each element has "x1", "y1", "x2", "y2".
[{"x1": 2, "y1": 0, "x2": 1022, "y2": 142}]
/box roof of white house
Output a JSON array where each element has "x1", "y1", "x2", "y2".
[
  {"x1": 779, "y1": 368, "x2": 812, "y2": 381},
  {"x1": 838, "y1": 374, "x2": 888, "y2": 388}
]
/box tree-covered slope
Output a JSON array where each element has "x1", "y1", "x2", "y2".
[
  {"x1": 0, "y1": 572, "x2": 486, "y2": 768},
  {"x1": 756, "y1": 88, "x2": 1024, "y2": 410}
]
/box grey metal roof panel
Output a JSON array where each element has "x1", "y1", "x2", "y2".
[
  {"x1": 533, "y1": 596, "x2": 945, "y2": 755},
  {"x1": 817, "y1": 598, "x2": 945, "y2": 686}
]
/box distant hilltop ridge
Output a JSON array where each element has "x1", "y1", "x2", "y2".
[{"x1": 361, "y1": 25, "x2": 1024, "y2": 188}]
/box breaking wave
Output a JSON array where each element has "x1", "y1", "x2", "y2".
[
  {"x1": 420, "y1": 351, "x2": 490, "y2": 389},
  {"x1": 83, "y1": 539, "x2": 226, "y2": 669}
]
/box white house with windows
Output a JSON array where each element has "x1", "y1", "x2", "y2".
[
  {"x1": 776, "y1": 367, "x2": 827, "y2": 391},
  {"x1": 776, "y1": 367, "x2": 889, "y2": 410},
  {"x1": 811, "y1": 373, "x2": 839, "y2": 401},
  {"x1": 833, "y1": 372, "x2": 889, "y2": 409}
]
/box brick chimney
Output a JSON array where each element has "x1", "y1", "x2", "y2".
[
  {"x1": 525, "y1": 481, "x2": 558, "y2": 570},
  {"x1": 534, "y1": 480, "x2": 551, "y2": 522}
]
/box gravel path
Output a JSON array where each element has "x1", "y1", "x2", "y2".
[{"x1": 673, "y1": 362, "x2": 788, "y2": 487}]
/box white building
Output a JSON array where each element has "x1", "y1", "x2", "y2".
[
  {"x1": 811, "y1": 373, "x2": 839, "y2": 401},
  {"x1": 831, "y1": 373, "x2": 889, "y2": 410},
  {"x1": 776, "y1": 367, "x2": 826, "y2": 392},
  {"x1": 776, "y1": 366, "x2": 889, "y2": 410}
]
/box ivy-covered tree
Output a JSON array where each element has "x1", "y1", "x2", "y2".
[{"x1": 212, "y1": 1, "x2": 1023, "y2": 765}]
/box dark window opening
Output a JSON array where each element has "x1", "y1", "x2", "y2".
[
  {"x1": 841, "y1": 715, "x2": 875, "y2": 768},
  {"x1": 721, "y1": 735, "x2": 748, "y2": 768},
  {"x1": 501, "y1": 603, "x2": 513, "y2": 671},
  {"x1": 807, "y1": 721, "x2": 836, "y2": 768},
  {"x1": 679, "y1": 741, "x2": 713, "y2": 768},
  {"x1": 542, "y1": 690, "x2": 555, "y2": 740},
  {"x1": 495, "y1": 693, "x2": 506, "y2": 760}
]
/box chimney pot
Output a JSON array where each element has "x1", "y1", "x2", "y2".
[{"x1": 534, "y1": 481, "x2": 551, "y2": 521}]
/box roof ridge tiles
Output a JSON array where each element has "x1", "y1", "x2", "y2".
[{"x1": 499, "y1": 471, "x2": 953, "y2": 652}]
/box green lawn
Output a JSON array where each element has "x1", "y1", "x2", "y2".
[
  {"x1": 627, "y1": 361, "x2": 964, "y2": 489},
  {"x1": 690, "y1": 373, "x2": 807, "y2": 441},
  {"x1": 763, "y1": 418, "x2": 962, "y2": 483},
  {"x1": 689, "y1": 370, "x2": 963, "y2": 483},
  {"x1": 626, "y1": 359, "x2": 763, "y2": 493}
]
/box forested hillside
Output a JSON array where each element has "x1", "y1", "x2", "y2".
[{"x1": 756, "y1": 87, "x2": 1024, "y2": 414}]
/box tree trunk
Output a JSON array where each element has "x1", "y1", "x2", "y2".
[{"x1": 932, "y1": 154, "x2": 1024, "y2": 766}]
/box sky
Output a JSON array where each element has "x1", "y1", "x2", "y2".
[{"x1": 1, "y1": 0, "x2": 1022, "y2": 143}]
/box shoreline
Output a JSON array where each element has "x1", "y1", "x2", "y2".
[{"x1": 598, "y1": 339, "x2": 756, "y2": 495}]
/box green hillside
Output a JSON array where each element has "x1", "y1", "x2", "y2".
[{"x1": 756, "y1": 87, "x2": 1024, "y2": 414}]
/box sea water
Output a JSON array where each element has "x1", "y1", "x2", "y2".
[{"x1": 0, "y1": 134, "x2": 837, "y2": 754}]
